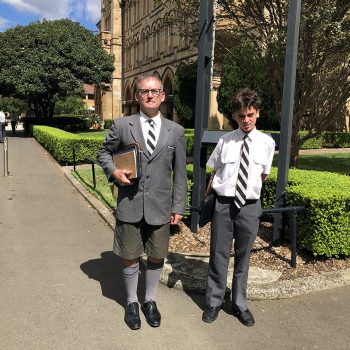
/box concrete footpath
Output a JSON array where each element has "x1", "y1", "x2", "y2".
[{"x1": 1, "y1": 129, "x2": 350, "y2": 350}]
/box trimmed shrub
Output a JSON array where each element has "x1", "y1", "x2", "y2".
[
  {"x1": 322, "y1": 132, "x2": 350, "y2": 148},
  {"x1": 103, "y1": 119, "x2": 114, "y2": 129},
  {"x1": 23, "y1": 116, "x2": 87, "y2": 133},
  {"x1": 263, "y1": 168, "x2": 350, "y2": 257},
  {"x1": 33, "y1": 126, "x2": 104, "y2": 165},
  {"x1": 299, "y1": 131, "x2": 324, "y2": 149}
]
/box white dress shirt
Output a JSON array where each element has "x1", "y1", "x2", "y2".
[
  {"x1": 0, "y1": 111, "x2": 5, "y2": 123},
  {"x1": 140, "y1": 111, "x2": 161, "y2": 147},
  {"x1": 207, "y1": 128, "x2": 275, "y2": 199}
]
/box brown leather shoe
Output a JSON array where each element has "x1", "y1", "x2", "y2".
[
  {"x1": 124, "y1": 302, "x2": 141, "y2": 330},
  {"x1": 232, "y1": 308, "x2": 255, "y2": 326}
]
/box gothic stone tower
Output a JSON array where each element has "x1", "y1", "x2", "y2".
[{"x1": 97, "y1": 0, "x2": 123, "y2": 120}]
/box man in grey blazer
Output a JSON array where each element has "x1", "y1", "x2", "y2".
[{"x1": 97, "y1": 74, "x2": 187, "y2": 330}]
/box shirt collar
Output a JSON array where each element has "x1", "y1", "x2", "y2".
[
  {"x1": 140, "y1": 110, "x2": 161, "y2": 126},
  {"x1": 237, "y1": 127, "x2": 257, "y2": 141}
]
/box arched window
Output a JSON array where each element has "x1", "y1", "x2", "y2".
[
  {"x1": 141, "y1": 30, "x2": 146, "y2": 61},
  {"x1": 152, "y1": 27, "x2": 158, "y2": 58},
  {"x1": 145, "y1": 27, "x2": 150, "y2": 61},
  {"x1": 161, "y1": 73, "x2": 174, "y2": 120},
  {"x1": 135, "y1": 35, "x2": 140, "y2": 66},
  {"x1": 124, "y1": 84, "x2": 132, "y2": 116},
  {"x1": 133, "y1": 1, "x2": 137, "y2": 24}
]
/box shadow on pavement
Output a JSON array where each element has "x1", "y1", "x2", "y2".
[{"x1": 80, "y1": 251, "x2": 146, "y2": 308}]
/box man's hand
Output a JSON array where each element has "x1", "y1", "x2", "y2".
[
  {"x1": 170, "y1": 213, "x2": 183, "y2": 225},
  {"x1": 112, "y1": 169, "x2": 133, "y2": 186}
]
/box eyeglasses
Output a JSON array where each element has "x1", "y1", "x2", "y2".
[{"x1": 138, "y1": 89, "x2": 163, "y2": 97}]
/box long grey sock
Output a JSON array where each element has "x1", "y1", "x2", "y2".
[
  {"x1": 145, "y1": 260, "x2": 164, "y2": 302},
  {"x1": 122, "y1": 263, "x2": 139, "y2": 305}
]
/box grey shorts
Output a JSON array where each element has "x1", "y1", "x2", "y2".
[{"x1": 113, "y1": 218, "x2": 170, "y2": 260}]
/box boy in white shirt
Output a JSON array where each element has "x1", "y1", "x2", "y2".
[{"x1": 202, "y1": 88, "x2": 275, "y2": 326}]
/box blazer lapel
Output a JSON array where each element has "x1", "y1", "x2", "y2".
[
  {"x1": 149, "y1": 116, "x2": 171, "y2": 160},
  {"x1": 129, "y1": 114, "x2": 148, "y2": 157}
]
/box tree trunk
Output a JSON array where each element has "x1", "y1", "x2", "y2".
[{"x1": 290, "y1": 131, "x2": 302, "y2": 167}]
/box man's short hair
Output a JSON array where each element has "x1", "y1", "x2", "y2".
[
  {"x1": 136, "y1": 74, "x2": 163, "y2": 91},
  {"x1": 232, "y1": 88, "x2": 262, "y2": 113}
]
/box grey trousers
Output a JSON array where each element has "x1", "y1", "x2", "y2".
[{"x1": 206, "y1": 196, "x2": 262, "y2": 312}]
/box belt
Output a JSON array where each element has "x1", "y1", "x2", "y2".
[{"x1": 216, "y1": 196, "x2": 259, "y2": 205}]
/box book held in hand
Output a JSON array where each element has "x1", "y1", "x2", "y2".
[{"x1": 113, "y1": 143, "x2": 142, "y2": 179}]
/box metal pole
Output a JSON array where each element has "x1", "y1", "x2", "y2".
[
  {"x1": 273, "y1": 0, "x2": 302, "y2": 245},
  {"x1": 73, "y1": 147, "x2": 76, "y2": 172},
  {"x1": 91, "y1": 161, "x2": 96, "y2": 189},
  {"x1": 291, "y1": 210, "x2": 297, "y2": 268},
  {"x1": 3, "y1": 137, "x2": 9, "y2": 176},
  {"x1": 190, "y1": 0, "x2": 215, "y2": 232}
]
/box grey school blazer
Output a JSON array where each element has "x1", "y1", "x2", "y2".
[{"x1": 97, "y1": 114, "x2": 187, "y2": 226}]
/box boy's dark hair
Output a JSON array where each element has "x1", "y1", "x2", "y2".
[{"x1": 232, "y1": 88, "x2": 262, "y2": 113}]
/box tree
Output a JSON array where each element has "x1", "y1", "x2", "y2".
[
  {"x1": 0, "y1": 19, "x2": 114, "y2": 118},
  {"x1": 173, "y1": 61, "x2": 197, "y2": 127},
  {"x1": 54, "y1": 96, "x2": 87, "y2": 116},
  {"x1": 217, "y1": 41, "x2": 278, "y2": 130},
  {"x1": 218, "y1": 0, "x2": 350, "y2": 165},
  {"x1": 0, "y1": 97, "x2": 27, "y2": 116},
  {"x1": 159, "y1": 0, "x2": 350, "y2": 165}
]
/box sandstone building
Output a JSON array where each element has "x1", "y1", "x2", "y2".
[{"x1": 95, "y1": 0, "x2": 228, "y2": 129}]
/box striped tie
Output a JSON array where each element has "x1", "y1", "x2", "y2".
[
  {"x1": 146, "y1": 119, "x2": 156, "y2": 156},
  {"x1": 234, "y1": 135, "x2": 250, "y2": 209}
]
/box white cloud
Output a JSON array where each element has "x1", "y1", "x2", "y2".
[
  {"x1": 85, "y1": 0, "x2": 100, "y2": 24},
  {"x1": 0, "y1": 16, "x2": 10, "y2": 30},
  {"x1": 0, "y1": 0, "x2": 101, "y2": 23},
  {"x1": 0, "y1": 0, "x2": 70, "y2": 19}
]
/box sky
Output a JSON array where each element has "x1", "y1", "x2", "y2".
[{"x1": 0, "y1": 0, "x2": 101, "y2": 32}]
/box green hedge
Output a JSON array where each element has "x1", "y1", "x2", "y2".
[
  {"x1": 23, "y1": 116, "x2": 88, "y2": 133},
  {"x1": 261, "y1": 168, "x2": 350, "y2": 257},
  {"x1": 33, "y1": 126, "x2": 103, "y2": 165},
  {"x1": 103, "y1": 119, "x2": 114, "y2": 129},
  {"x1": 322, "y1": 131, "x2": 350, "y2": 148}
]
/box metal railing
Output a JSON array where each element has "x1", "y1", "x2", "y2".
[{"x1": 72, "y1": 146, "x2": 100, "y2": 189}]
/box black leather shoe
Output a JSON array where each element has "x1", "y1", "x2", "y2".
[
  {"x1": 232, "y1": 308, "x2": 255, "y2": 326},
  {"x1": 202, "y1": 305, "x2": 221, "y2": 323},
  {"x1": 124, "y1": 302, "x2": 141, "y2": 330},
  {"x1": 142, "y1": 301, "x2": 161, "y2": 327}
]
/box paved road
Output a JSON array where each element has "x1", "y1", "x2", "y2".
[{"x1": 1, "y1": 131, "x2": 349, "y2": 350}]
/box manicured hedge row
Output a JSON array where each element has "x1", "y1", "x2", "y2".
[
  {"x1": 33, "y1": 126, "x2": 103, "y2": 165},
  {"x1": 24, "y1": 116, "x2": 87, "y2": 133},
  {"x1": 258, "y1": 168, "x2": 349, "y2": 257}
]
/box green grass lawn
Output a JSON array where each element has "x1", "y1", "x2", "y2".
[
  {"x1": 72, "y1": 167, "x2": 116, "y2": 208},
  {"x1": 77, "y1": 130, "x2": 109, "y2": 138},
  {"x1": 273, "y1": 153, "x2": 350, "y2": 176}
]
